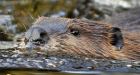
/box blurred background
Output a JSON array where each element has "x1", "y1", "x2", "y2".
[{"x1": 0, "y1": 0, "x2": 140, "y2": 40}]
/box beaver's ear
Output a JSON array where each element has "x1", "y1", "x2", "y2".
[{"x1": 109, "y1": 27, "x2": 124, "y2": 51}]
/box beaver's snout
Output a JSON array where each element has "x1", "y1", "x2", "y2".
[{"x1": 24, "y1": 27, "x2": 49, "y2": 51}]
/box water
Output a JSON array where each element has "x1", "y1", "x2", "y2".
[
  {"x1": 0, "y1": 45, "x2": 140, "y2": 74},
  {"x1": 0, "y1": 70, "x2": 139, "y2": 75}
]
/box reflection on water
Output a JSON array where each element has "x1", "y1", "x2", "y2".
[
  {"x1": 0, "y1": 70, "x2": 139, "y2": 75},
  {"x1": 0, "y1": 47, "x2": 140, "y2": 74}
]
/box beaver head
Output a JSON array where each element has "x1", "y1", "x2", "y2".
[{"x1": 19, "y1": 17, "x2": 125, "y2": 59}]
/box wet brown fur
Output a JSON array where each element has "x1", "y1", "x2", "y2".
[{"x1": 122, "y1": 32, "x2": 140, "y2": 60}]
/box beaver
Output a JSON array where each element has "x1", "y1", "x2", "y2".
[{"x1": 16, "y1": 16, "x2": 139, "y2": 60}]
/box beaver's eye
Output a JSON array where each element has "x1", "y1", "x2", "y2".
[{"x1": 70, "y1": 29, "x2": 80, "y2": 36}]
